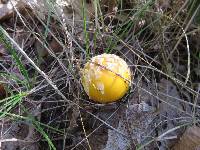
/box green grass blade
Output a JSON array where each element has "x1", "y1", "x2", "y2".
[{"x1": 0, "y1": 26, "x2": 31, "y2": 89}]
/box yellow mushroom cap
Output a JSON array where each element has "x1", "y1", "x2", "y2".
[{"x1": 81, "y1": 53, "x2": 131, "y2": 103}]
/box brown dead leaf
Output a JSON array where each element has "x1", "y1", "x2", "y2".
[
  {"x1": 155, "y1": 0, "x2": 171, "y2": 12},
  {"x1": 35, "y1": 39, "x2": 48, "y2": 58},
  {"x1": 0, "y1": 0, "x2": 27, "y2": 21},
  {"x1": 68, "y1": 106, "x2": 79, "y2": 129},
  {"x1": 86, "y1": 1, "x2": 95, "y2": 20},
  {"x1": 49, "y1": 38, "x2": 63, "y2": 54},
  {"x1": 172, "y1": 126, "x2": 200, "y2": 150},
  {"x1": 0, "y1": 43, "x2": 7, "y2": 58},
  {"x1": 0, "y1": 84, "x2": 6, "y2": 99},
  {"x1": 35, "y1": 38, "x2": 63, "y2": 58},
  {"x1": 0, "y1": 0, "x2": 9, "y2": 4},
  {"x1": 102, "y1": 0, "x2": 117, "y2": 14}
]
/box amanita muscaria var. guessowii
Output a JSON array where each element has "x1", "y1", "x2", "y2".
[{"x1": 81, "y1": 53, "x2": 131, "y2": 103}]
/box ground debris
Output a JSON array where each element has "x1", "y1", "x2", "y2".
[
  {"x1": 0, "y1": 0, "x2": 27, "y2": 21},
  {"x1": 0, "y1": 101, "x2": 41, "y2": 150},
  {"x1": 99, "y1": 78, "x2": 191, "y2": 150},
  {"x1": 172, "y1": 126, "x2": 200, "y2": 150}
]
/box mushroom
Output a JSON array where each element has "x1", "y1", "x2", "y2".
[{"x1": 81, "y1": 53, "x2": 131, "y2": 103}]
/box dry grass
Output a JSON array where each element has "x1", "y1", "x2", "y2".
[{"x1": 0, "y1": 0, "x2": 200, "y2": 149}]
